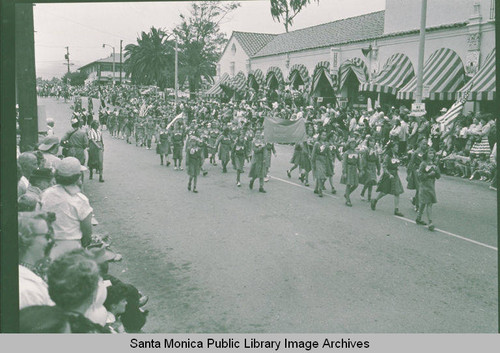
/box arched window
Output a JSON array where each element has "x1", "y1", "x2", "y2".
[{"x1": 231, "y1": 43, "x2": 237, "y2": 55}]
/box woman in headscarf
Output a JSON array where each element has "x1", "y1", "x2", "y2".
[
  {"x1": 341, "y1": 138, "x2": 360, "y2": 206},
  {"x1": 371, "y1": 141, "x2": 405, "y2": 216}
]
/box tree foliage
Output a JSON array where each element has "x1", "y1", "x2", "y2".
[
  {"x1": 270, "y1": 0, "x2": 319, "y2": 32},
  {"x1": 124, "y1": 27, "x2": 175, "y2": 90},
  {"x1": 174, "y1": 1, "x2": 240, "y2": 98},
  {"x1": 63, "y1": 71, "x2": 88, "y2": 86}
]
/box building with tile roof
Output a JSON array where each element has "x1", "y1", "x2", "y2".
[
  {"x1": 78, "y1": 53, "x2": 129, "y2": 85},
  {"x1": 210, "y1": 0, "x2": 495, "y2": 114}
]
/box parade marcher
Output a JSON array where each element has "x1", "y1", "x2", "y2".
[
  {"x1": 287, "y1": 140, "x2": 303, "y2": 179},
  {"x1": 232, "y1": 131, "x2": 247, "y2": 187},
  {"x1": 156, "y1": 121, "x2": 171, "y2": 166},
  {"x1": 407, "y1": 139, "x2": 428, "y2": 211},
  {"x1": 61, "y1": 118, "x2": 88, "y2": 166},
  {"x1": 299, "y1": 126, "x2": 314, "y2": 186},
  {"x1": 311, "y1": 131, "x2": 331, "y2": 197},
  {"x1": 88, "y1": 121, "x2": 105, "y2": 182},
  {"x1": 326, "y1": 132, "x2": 342, "y2": 194},
  {"x1": 207, "y1": 123, "x2": 219, "y2": 166},
  {"x1": 416, "y1": 148, "x2": 440, "y2": 230},
  {"x1": 371, "y1": 141, "x2": 405, "y2": 216},
  {"x1": 172, "y1": 123, "x2": 185, "y2": 170},
  {"x1": 248, "y1": 130, "x2": 267, "y2": 193},
  {"x1": 341, "y1": 138, "x2": 360, "y2": 206},
  {"x1": 359, "y1": 137, "x2": 380, "y2": 202},
  {"x1": 264, "y1": 142, "x2": 276, "y2": 182},
  {"x1": 145, "y1": 116, "x2": 156, "y2": 150},
  {"x1": 134, "y1": 118, "x2": 145, "y2": 147},
  {"x1": 215, "y1": 127, "x2": 232, "y2": 173},
  {"x1": 186, "y1": 137, "x2": 202, "y2": 193}
]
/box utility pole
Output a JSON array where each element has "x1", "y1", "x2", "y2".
[
  {"x1": 174, "y1": 38, "x2": 178, "y2": 107},
  {"x1": 119, "y1": 39, "x2": 123, "y2": 85},
  {"x1": 415, "y1": 0, "x2": 427, "y2": 104},
  {"x1": 16, "y1": 3, "x2": 38, "y2": 151},
  {"x1": 65, "y1": 46, "x2": 70, "y2": 73}
]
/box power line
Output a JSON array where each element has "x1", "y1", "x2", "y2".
[{"x1": 42, "y1": 9, "x2": 136, "y2": 42}]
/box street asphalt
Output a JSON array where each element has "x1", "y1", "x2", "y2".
[{"x1": 41, "y1": 96, "x2": 497, "y2": 333}]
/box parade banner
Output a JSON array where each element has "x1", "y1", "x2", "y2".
[{"x1": 263, "y1": 116, "x2": 306, "y2": 144}]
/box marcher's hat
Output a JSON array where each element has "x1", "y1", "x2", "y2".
[
  {"x1": 71, "y1": 118, "x2": 79, "y2": 124},
  {"x1": 38, "y1": 136, "x2": 60, "y2": 151},
  {"x1": 56, "y1": 157, "x2": 87, "y2": 177}
]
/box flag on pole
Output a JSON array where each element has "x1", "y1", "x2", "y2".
[{"x1": 436, "y1": 89, "x2": 470, "y2": 127}]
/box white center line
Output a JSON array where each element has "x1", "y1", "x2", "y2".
[
  {"x1": 394, "y1": 216, "x2": 497, "y2": 251},
  {"x1": 270, "y1": 175, "x2": 497, "y2": 252}
]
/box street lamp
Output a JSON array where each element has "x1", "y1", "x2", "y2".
[{"x1": 102, "y1": 43, "x2": 116, "y2": 86}]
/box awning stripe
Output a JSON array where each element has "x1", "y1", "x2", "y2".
[
  {"x1": 288, "y1": 63, "x2": 310, "y2": 84},
  {"x1": 230, "y1": 71, "x2": 247, "y2": 94},
  {"x1": 359, "y1": 53, "x2": 415, "y2": 95},
  {"x1": 458, "y1": 48, "x2": 495, "y2": 101},
  {"x1": 397, "y1": 48, "x2": 465, "y2": 101},
  {"x1": 266, "y1": 66, "x2": 285, "y2": 87},
  {"x1": 205, "y1": 73, "x2": 231, "y2": 97},
  {"x1": 339, "y1": 58, "x2": 368, "y2": 90},
  {"x1": 248, "y1": 69, "x2": 265, "y2": 88}
]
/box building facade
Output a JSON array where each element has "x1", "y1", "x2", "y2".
[
  {"x1": 210, "y1": 0, "x2": 495, "y2": 115},
  {"x1": 78, "y1": 53, "x2": 128, "y2": 85}
]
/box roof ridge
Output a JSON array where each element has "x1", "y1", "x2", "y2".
[
  {"x1": 233, "y1": 30, "x2": 278, "y2": 36},
  {"x1": 284, "y1": 10, "x2": 385, "y2": 35}
]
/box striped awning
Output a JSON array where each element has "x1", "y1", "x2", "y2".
[
  {"x1": 311, "y1": 61, "x2": 334, "y2": 93},
  {"x1": 457, "y1": 48, "x2": 495, "y2": 101},
  {"x1": 248, "y1": 69, "x2": 265, "y2": 88},
  {"x1": 266, "y1": 66, "x2": 284, "y2": 87},
  {"x1": 339, "y1": 58, "x2": 368, "y2": 89},
  {"x1": 359, "y1": 53, "x2": 415, "y2": 95},
  {"x1": 288, "y1": 63, "x2": 309, "y2": 85},
  {"x1": 397, "y1": 48, "x2": 465, "y2": 101},
  {"x1": 205, "y1": 73, "x2": 231, "y2": 97},
  {"x1": 229, "y1": 71, "x2": 247, "y2": 94}
]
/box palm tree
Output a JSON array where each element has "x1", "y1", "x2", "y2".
[{"x1": 124, "y1": 27, "x2": 175, "y2": 89}]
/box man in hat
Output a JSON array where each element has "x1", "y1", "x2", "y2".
[
  {"x1": 38, "y1": 135, "x2": 61, "y2": 172},
  {"x1": 18, "y1": 152, "x2": 39, "y2": 196},
  {"x1": 61, "y1": 118, "x2": 88, "y2": 166},
  {"x1": 41, "y1": 157, "x2": 92, "y2": 259}
]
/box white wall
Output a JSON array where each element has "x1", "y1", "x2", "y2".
[
  {"x1": 383, "y1": 0, "x2": 493, "y2": 34},
  {"x1": 218, "y1": 35, "x2": 250, "y2": 79}
]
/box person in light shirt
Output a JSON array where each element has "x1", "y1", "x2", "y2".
[
  {"x1": 18, "y1": 211, "x2": 56, "y2": 309},
  {"x1": 41, "y1": 157, "x2": 92, "y2": 259}
]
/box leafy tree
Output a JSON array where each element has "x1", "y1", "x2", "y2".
[
  {"x1": 270, "y1": 0, "x2": 319, "y2": 32},
  {"x1": 63, "y1": 71, "x2": 88, "y2": 86},
  {"x1": 124, "y1": 27, "x2": 175, "y2": 90},
  {"x1": 174, "y1": 1, "x2": 240, "y2": 98}
]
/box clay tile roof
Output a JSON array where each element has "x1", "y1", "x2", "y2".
[
  {"x1": 253, "y1": 10, "x2": 385, "y2": 57},
  {"x1": 233, "y1": 31, "x2": 278, "y2": 56}
]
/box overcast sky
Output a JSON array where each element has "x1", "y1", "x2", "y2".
[{"x1": 33, "y1": 0, "x2": 385, "y2": 79}]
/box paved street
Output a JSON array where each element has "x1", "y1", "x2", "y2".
[{"x1": 42, "y1": 97, "x2": 497, "y2": 333}]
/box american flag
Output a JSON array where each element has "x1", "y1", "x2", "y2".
[{"x1": 436, "y1": 88, "x2": 471, "y2": 127}]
